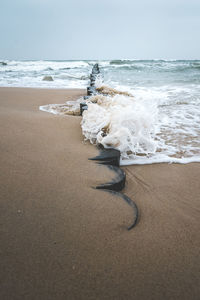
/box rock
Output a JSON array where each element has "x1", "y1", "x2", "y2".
[
  {"x1": 90, "y1": 80, "x2": 96, "y2": 87},
  {"x1": 0, "y1": 61, "x2": 7, "y2": 66},
  {"x1": 80, "y1": 102, "x2": 88, "y2": 116},
  {"x1": 92, "y1": 63, "x2": 100, "y2": 74},
  {"x1": 90, "y1": 74, "x2": 96, "y2": 80},
  {"x1": 90, "y1": 73, "x2": 97, "y2": 87},
  {"x1": 87, "y1": 86, "x2": 96, "y2": 96},
  {"x1": 42, "y1": 76, "x2": 53, "y2": 81}
]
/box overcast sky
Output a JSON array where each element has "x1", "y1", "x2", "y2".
[{"x1": 1, "y1": 0, "x2": 200, "y2": 60}]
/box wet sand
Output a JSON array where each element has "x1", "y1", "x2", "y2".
[{"x1": 0, "y1": 87, "x2": 200, "y2": 300}]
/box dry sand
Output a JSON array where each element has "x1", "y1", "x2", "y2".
[{"x1": 0, "y1": 87, "x2": 200, "y2": 300}]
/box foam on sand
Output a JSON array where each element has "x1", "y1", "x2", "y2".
[{"x1": 39, "y1": 98, "x2": 82, "y2": 116}]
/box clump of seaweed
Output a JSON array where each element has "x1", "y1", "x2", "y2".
[{"x1": 96, "y1": 85, "x2": 133, "y2": 97}]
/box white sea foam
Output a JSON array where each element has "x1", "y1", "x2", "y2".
[
  {"x1": 39, "y1": 98, "x2": 82, "y2": 116},
  {"x1": 81, "y1": 93, "x2": 158, "y2": 159},
  {"x1": 81, "y1": 83, "x2": 200, "y2": 165},
  {"x1": 39, "y1": 79, "x2": 200, "y2": 165}
]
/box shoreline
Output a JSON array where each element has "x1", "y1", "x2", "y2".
[{"x1": 0, "y1": 87, "x2": 200, "y2": 299}]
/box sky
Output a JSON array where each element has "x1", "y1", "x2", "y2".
[{"x1": 1, "y1": 0, "x2": 200, "y2": 60}]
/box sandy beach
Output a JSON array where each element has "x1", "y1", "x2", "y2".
[{"x1": 0, "y1": 87, "x2": 200, "y2": 300}]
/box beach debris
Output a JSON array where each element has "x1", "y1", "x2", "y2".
[{"x1": 42, "y1": 75, "x2": 54, "y2": 81}]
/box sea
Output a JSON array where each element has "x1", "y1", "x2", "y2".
[{"x1": 1, "y1": 59, "x2": 200, "y2": 165}]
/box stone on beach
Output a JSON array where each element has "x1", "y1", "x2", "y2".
[{"x1": 42, "y1": 76, "x2": 54, "y2": 81}]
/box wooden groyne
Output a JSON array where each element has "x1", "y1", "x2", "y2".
[{"x1": 82, "y1": 64, "x2": 139, "y2": 230}]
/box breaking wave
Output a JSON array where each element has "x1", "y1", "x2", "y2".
[
  {"x1": 81, "y1": 94, "x2": 158, "y2": 161},
  {"x1": 82, "y1": 84, "x2": 200, "y2": 164}
]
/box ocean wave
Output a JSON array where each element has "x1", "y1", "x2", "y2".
[
  {"x1": 44, "y1": 67, "x2": 54, "y2": 71},
  {"x1": 59, "y1": 67, "x2": 71, "y2": 70},
  {"x1": 108, "y1": 60, "x2": 200, "y2": 73},
  {"x1": 57, "y1": 74, "x2": 89, "y2": 80},
  {"x1": 110, "y1": 60, "x2": 133, "y2": 65}
]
